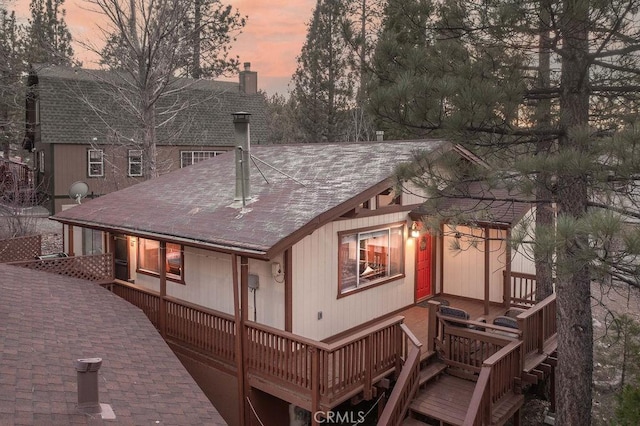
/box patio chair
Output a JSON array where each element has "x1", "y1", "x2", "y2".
[
  {"x1": 439, "y1": 305, "x2": 470, "y2": 327},
  {"x1": 492, "y1": 315, "x2": 519, "y2": 338}
]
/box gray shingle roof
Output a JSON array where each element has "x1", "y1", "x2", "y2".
[
  {"x1": 53, "y1": 140, "x2": 451, "y2": 257},
  {"x1": 0, "y1": 264, "x2": 226, "y2": 425},
  {"x1": 32, "y1": 64, "x2": 268, "y2": 146},
  {"x1": 411, "y1": 181, "x2": 533, "y2": 226}
]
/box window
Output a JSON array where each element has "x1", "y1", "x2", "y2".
[
  {"x1": 38, "y1": 151, "x2": 45, "y2": 173},
  {"x1": 137, "y1": 238, "x2": 183, "y2": 281},
  {"x1": 180, "y1": 150, "x2": 222, "y2": 168},
  {"x1": 338, "y1": 224, "x2": 404, "y2": 295},
  {"x1": 82, "y1": 229, "x2": 104, "y2": 255},
  {"x1": 88, "y1": 149, "x2": 104, "y2": 177},
  {"x1": 128, "y1": 150, "x2": 142, "y2": 177}
]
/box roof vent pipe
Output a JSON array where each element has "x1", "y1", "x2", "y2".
[
  {"x1": 233, "y1": 112, "x2": 251, "y2": 205},
  {"x1": 75, "y1": 357, "x2": 102, "y2": 414}
]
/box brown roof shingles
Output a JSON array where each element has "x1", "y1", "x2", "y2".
[
  {"x1": 0, "y1": 264, "x2": 226, "y2": 425},
  {"x1": 53, "y1": 140, "x2": 450, "y2": 256}
]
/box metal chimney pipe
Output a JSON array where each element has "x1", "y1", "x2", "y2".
[
  {"x1": 75, "y1": 357, "x2": 102, "y2": 414},
  {"x1": 376, "y1": 130, "x2": 384, "y2": 142},
  {"x1": 232, "y1": 112, "x2": 251, "y2": 205}
]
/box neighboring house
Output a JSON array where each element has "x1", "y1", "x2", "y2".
[
  {"x1": 0, "y1": 263, "x2": 226, "y2": 425},
  {"x1": 23, "y1": 63, "x2": 268, "y2": 213},
  {"x1": 51, "y1": 120, "x2": 538, "y2": 425}
]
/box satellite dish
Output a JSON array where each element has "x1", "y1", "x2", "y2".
[{"x1": 68, "y1": 181, "x2": 89, "y2": 204}]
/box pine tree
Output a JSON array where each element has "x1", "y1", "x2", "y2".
[
  {"x1": 369, "y1": 0, "x2": 640, "y2": 423},
  {"x1": 291, "y1": 0, "x2": 353, "y2": 143},
  {"x1": 22, "y1": 0, "x2": 74, "y2": 65},
  {"x1": 0, "y1": 7, "x2": 25, "y2": 156}
]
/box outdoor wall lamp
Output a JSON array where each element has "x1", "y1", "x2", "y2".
[{"x1": 410, "y1": 221, "x2": 420, "y2": 238}]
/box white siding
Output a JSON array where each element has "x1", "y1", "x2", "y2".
[
  {"x1": 292, "y1": 212, "x2": 415, "y2": 341},
  {"x1": 511, "y1": 208, "x2": 537, "y2": 275},
  {"x1": 442, "y1": 225, "x2": 507, "y2": 303}
]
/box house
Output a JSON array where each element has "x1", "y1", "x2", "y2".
[
  {"x1": 22, "y1": 63, "x2": 268, "y2": 214},
  {"x1": 51, "y1": 117, "x2": 552, "y2": 425},
  {"x1": 0, "y1": 263, "x2": 226, "y2": 424}
]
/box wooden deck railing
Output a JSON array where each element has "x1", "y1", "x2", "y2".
[
  {"x1": 10, "y1": 253, "x2": 114, "y2": 283},
  {"x1": 504, "y1": 271, "x2": 537, "y2": 308},
  {"x1": 166, "y1": 296, "x2": 236, "y2": 365},
  {"x1": 377, "y1": 323, "x2": 422, "y2": 426},
  {"x1": 516, "y1": 293, "x2": 557, "y2": 369},
  {"x1": 109, "y1": 280, "x2": 160, "y2": 326},
  {"x1": 463, "y1": 340, "x2": 523, "y2": 426},
  {"x1": 245, "y1": 316, "x2": 405, "y2": 411},
  {"x1": 0, "y1": 234, "x2": 41, "y2": 262}
]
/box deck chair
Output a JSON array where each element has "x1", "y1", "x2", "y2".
[
  {"x1": 492, "y1": 315, "x2": 519, "y2": 338},
  {"x1": 439, "y1": 306, "x2": 471, "y2": 327}
]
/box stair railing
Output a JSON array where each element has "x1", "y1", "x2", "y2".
[{"x1": 377, "y1": 323, "x2": 422, "y2": 426}]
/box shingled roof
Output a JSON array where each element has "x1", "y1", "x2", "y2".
[
  {"x1": 410, "y1": 181, "x2": 533, "y2": 226},
  {"x1": 0, "y1": 264, "x2": 226, "y2": 425},
  {"x1": 30, "y1": 64, "x2": 268, "y2": 146},
  {"x1": 53, "y1": 140, "x2": 451, "y2": 258}
]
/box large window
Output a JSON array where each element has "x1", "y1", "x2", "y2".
[
  {"x1": 180, "y1": 150, "x2": 223, "y2": 168},
  {"x1": 338, "y1": 224, "x2": 404, "y2": 295},
  {"x1": 137, "y1": 238, "x2": 184, "y2": 282},
  {"x1": 82, "y1": 229, "x2": 104, "y2": 255},
  {"x1": 128, "y1": 150, "x2": 142, "y2": 177},
  {"x1": 88, "y1": 149, "x2": 104, "y2": 177}
]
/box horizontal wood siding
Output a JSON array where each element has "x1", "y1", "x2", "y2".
[{"x1": 292, "y1": 212, "x2": 414, "y2": 341}]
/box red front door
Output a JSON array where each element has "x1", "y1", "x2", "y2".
[{"x1": 416, "y1": 234, "x2": 432, "y2": 301}]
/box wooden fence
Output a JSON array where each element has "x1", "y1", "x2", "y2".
[
  {"x1": 10, "y1": 253, "x2": 113, "y2": 283},
  {"x1": 0, "y1": 234, "x2": 41, "y2": 263}
]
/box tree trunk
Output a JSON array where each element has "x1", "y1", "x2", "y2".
[
  {"x1": 535, "y1": 0, "x2": 554, "y2": 301},
  {"x1": 556, "y1": 0, "x2": 593, "y2": 424},
  {"x1": 191, "y1": 0, "x2": 202, "y2": 79}
]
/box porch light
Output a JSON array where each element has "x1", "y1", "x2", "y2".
[{"x1": 410, "y1": 221, "x2": 420, "y2": 238}]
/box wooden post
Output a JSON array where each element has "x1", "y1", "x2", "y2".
[
  {"x1": 68, "y1": 225, "x2": 74, "y2": 256},
  {"x1": 159, "y1": 241, "x2": 167, "y2": 338},
  {"x1": 231, "y1": 254, "x2": 246, "y2": 426},
  {"x1": 505, "y1": 228, "x2": 512, "y2": 309},
  {"x1": 484, "y1": 226, "x2": 490, "y2": 315},
  {"x1": 364, "y1": 335, "x2": 373, "y2": 399},
  {"x1": 284, "y1": 248, "x2": 293, "y2": 332},
  {"x1": 240, "y1": 256, "x2": 250, "y2": 423},
  {"x1": 427, "y1": 300, "x2": 440, "y2": 353},
  {"x1": 310, "y1": 347, "x2": 320, "y2": 426}
]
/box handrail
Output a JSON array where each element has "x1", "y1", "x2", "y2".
[
  {"x1": 516, "y1": 293, "x2": 557, "y2": 364},
  {"x1": 377, "y1": 323, "x2": 422, "y2": 426},
  {"x1": 463, "y1": 340, "x2": 523, "y2": 426}
]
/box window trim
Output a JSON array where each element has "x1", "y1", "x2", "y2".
[
  {"x1": 180, "y1": 150, "x2": 223, "y2": 168},
  {"x1": 136, "y1": 238, "x2": 185, "y2": 284},
  {"x1": 337, "y1": 221, "x2": 406, "y2": 298},
  {"x1": 127, "y1": 149, "x2": 143, "y2": 177},
  {"x1": 88, "y1": 149, "x2": 104, "y2": 177}
]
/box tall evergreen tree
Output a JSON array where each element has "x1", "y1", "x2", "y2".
[
  {"x1": 22, "y1": 0, "x2": 74, "y2": 65},
  {"x1": 291, "y1": 0, "x2": 353, "y2": 143},
  {"x1": 370, "y1": 0, "x2": 640, "y2": 423},
  {"x1": 0, "y1": 6, "x2": 24, "y2": 157}
]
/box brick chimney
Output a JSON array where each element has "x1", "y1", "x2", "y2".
[{"x1": 239, "y1": 62, "x2": 258, "y2": 95}]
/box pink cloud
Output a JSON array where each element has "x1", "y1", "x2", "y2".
[{"x1": 12, "y1": 0, "x2": 315, "y2": 94}]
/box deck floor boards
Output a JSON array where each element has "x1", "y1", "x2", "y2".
[{"x1": 410, "y1": 374, "x2": 476, "y2": 426}]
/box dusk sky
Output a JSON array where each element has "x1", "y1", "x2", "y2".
[{"x1": 10, "y1": 0, "x2": 317, "y2": 95}]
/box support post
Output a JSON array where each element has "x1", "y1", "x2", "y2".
[
  {"x1": 232, "y1": 254, "x2": 246, "y2": 426},
  {"x1": 505, "y1": 228, "x2": 512, "y2": 309},
  {"x1": 68, "y1": 225, "x2": 74, "y2": 256},
  {"x1": 159, "y1": 241, "x2": 167, "y2": 338},
  {"x1": 240, "y1": 256, "x2": 250, "y2": 422},
  {"x1": 427, "y1": 300, "x2": 440, "y2": 353},
  {"x1": 484, "y1": 226, "x2": 490, "y2": 315}
]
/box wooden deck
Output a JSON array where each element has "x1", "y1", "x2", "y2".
[{"x1": 400, "y1": 296, "x2": 506, "y2": 360}]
